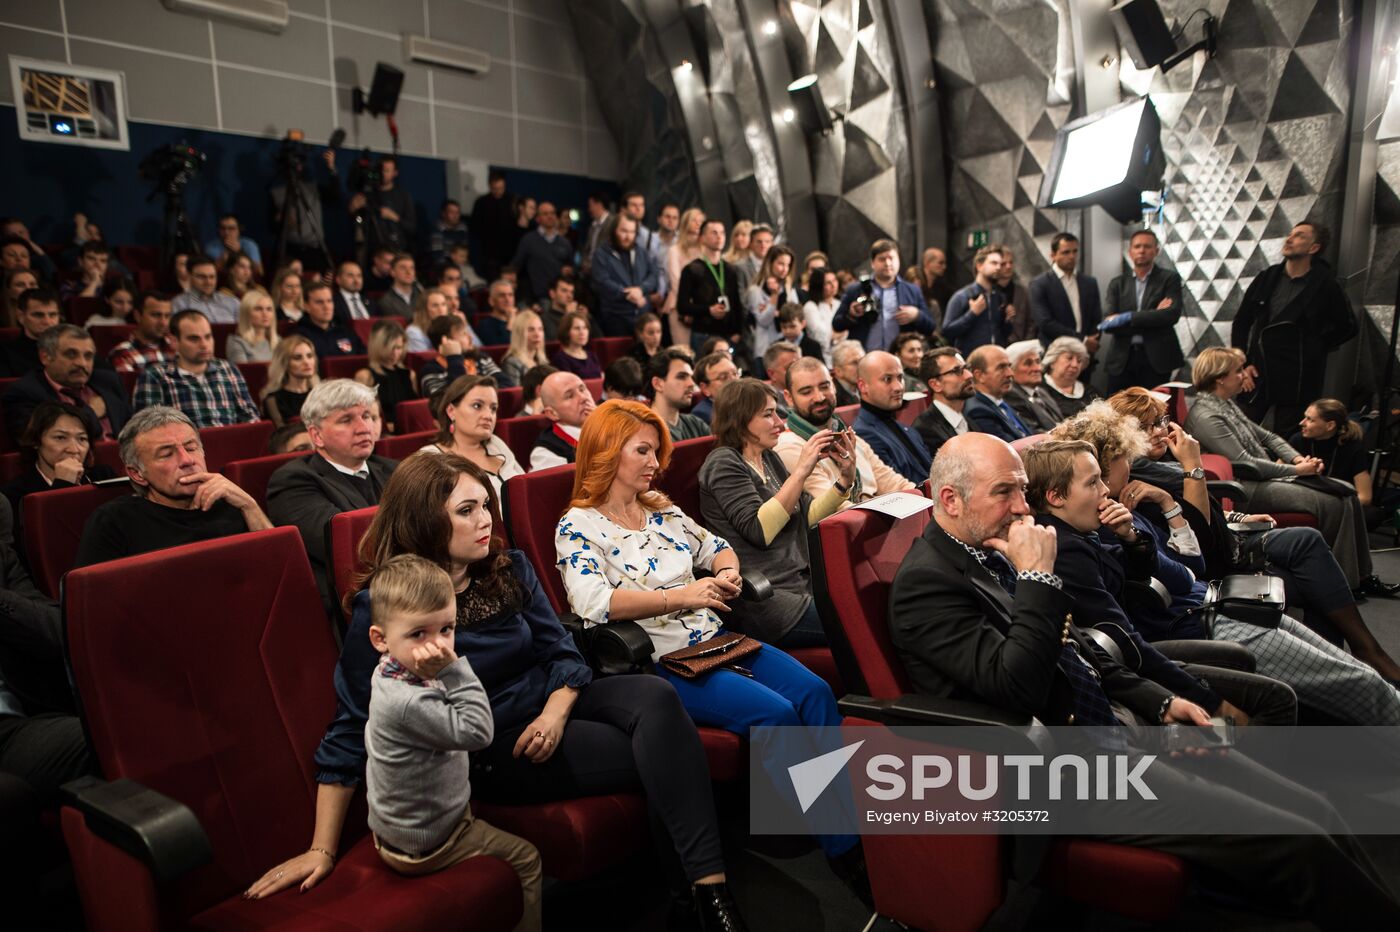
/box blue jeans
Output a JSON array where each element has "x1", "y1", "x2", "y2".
[
  {"x1": 775, "y1": 600, "x2": 828, "y2": 649},
  {"x1": 657, "y1": 643, "x2": 857, "y2": 857}
]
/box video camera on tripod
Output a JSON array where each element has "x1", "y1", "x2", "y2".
[
  {"x1": 346, "y1": 151, "x2": 383, "y2": 197},
  {"x1": 140, "y1": 141, "x2": 205, "y2": 195}
]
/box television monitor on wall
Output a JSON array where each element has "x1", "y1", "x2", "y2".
[{"x1": 9, "y1": 56, "x2": 130, "y2": 151}]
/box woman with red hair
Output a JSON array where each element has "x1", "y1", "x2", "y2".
[{"x1": 556, "y1": 400, "x2": 869, "y2": 900}]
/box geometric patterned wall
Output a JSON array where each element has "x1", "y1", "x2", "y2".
[
  {"x1": 781, "y1": 0, "x2": 916, "y2": 270},
  {"x1": 1118, "y1": 0, "x2": 1355, "y2": 357},
  {"x1": 926, "y1": 0, "x2": 1079, "y2": 284},
  {"x1": 567, "y1": 1, "x2": 701, "y2": 214}
]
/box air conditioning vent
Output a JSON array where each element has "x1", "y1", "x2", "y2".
[{"x1": 403, "y1": 35, "x2": 491, "y2": 75}]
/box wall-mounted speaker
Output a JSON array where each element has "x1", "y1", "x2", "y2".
[{"x1": 1110, "y1": 0, "x2": 1177, "y2": 70}]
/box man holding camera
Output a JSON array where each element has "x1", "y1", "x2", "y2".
[
  {"x1": 349, "y1": 155, "x2": 416, "y2": 257},
  {"x1": 833, "y1": 239, "x2": 936, "y2": 352},
  {"x1": 677, "y1": 219, "x2": 746, "y2": 353}
]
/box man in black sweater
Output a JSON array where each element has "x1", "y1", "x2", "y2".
[{"x1": 677, "y1": 219, "x2": 745, "y2": 353}]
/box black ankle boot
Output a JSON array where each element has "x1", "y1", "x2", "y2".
[
  {"x1": 693, "y1": 882, "x2": 748, "y2": 932},
  {"x1": 828, "y1": 843, "x2": 876, "y2": 912}
]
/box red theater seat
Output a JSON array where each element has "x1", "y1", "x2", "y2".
[
  {"x1": 91, "y1": 324, "x2": 135, "y2": 361},
  {"x1": 396, "y1": 398, "x2": 435, "y2": 434},
  {"x1": 814, "y1": 507, "x2": 1187, "y2": 928},
  {"x1": 654, "y1": 436, "x2": 714, "y2": 519},
  {"x1": 0, "y1": 451, "x2": 21, "y2": 482},
  {"x1": 236, "y1": 361, "x2": 270, "y2": 405},
  {"x1": 836, "y1": 404, "x2": 858, "y2": 427},
  {"x1": 24, "y1": 482, "x2": 128, "y2": 598},
  {"x1": 497, "y1": 414, "x2": 552, "y2": 466},
  {"x1": 1199, "y1": 454, "x2": 1317, "y2": 527},
  {"x1": 352, "y1": 315, "x2": 405, "y2": 345},
  {"x1": 65, "y1": 296, "x2": 106, "y2": 328},
  {"x1": 198, "y1": 421, "x2": 276, "y2": 473},
  {"x1": 322, "y1": 354, "x2": 369, "y2": 380},
  {"x1": 896, "y1": 393, "x2": 929, "y2": 426},
  {"x1": 592, "y1": 336, "x2": 634, "y2": 368},
  {"x1": 61, "y1": 528, "x2": 524, "y2": 932},
  {"x1": 375, "y1": 430, "x2": 435, "y2": 460},
  {"x1": 223, "y1": 452, "x2": 305, "y2": 511}
]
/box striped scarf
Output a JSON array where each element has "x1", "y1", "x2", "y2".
[{"x1": 785, "y1": 409, "x2": 862, "y2": 500}]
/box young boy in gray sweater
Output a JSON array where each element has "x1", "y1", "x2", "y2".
[{"x1": 365, "y1": 554, "x2": 542, "y2": 932}]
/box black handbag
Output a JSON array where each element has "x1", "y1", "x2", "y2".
[{"x1": 1199, "y1": 574, "x2": 1285, "y2": 637}]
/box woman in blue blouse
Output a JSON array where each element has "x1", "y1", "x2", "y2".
[{"x1": 247, "y1": 454, "x2": 747, "y2": 930}]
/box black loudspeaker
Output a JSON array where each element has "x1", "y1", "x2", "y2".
[
  {"x1": 357, "y1": 63, "x2": 404, "y2": 116},
  {"x1": 1110, "y1": 0, "x2": 1177, "y2": 69}
]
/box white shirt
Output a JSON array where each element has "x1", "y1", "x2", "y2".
[
  {"x1": 323, "y1": 454, "x2": 370, "y2": 480},
  {"x1": 528, "y1": 423, "x2": 582, "y2": 472},
  {"x1": 932, "y1": 399, "x2": 968, "y2": 435},
  {"x1": 1055, "y1": 266, "x2": 1081, "y2": 333},
  {"x1": 556, "y1": 504, "x2": 729, "y2": 659},
  {"x1": 802, "y1": 299, "x2": 837, "y2": 365}
]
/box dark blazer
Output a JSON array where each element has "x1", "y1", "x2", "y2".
[
  {"x1": 1101, "y1": 266, "x2": 1185, "y2": 377},
  {"x1": 963, "y1": 391, "x2": 1031, "y2": 442},
  {"x1": 888, "y1": 521, "x2": 1171, "y2": 724},
  {"x1": 266, "y1": 452, "x2": 398, "y2": 602},
  {"x1": 1231, "y1": 260, "x2": 1357, "y2": 407},
  {"x1": 1035, "y1": 513, "x2": 1219, "y2": 711},
  {"x1": 374, "y1": 284, "x2": 423, "y2": 319},
  {"x1": 832, "y1": 279, "x2": 935, "y2": 349},
  {"x1": 853, "y1": 405, "x2": 932, "y2": 485},
  {"x1": 1004, "y1": 383, "x2": 1064, "y2": 433},
  {"x1": 911, "y1": 402, "x2": 961, "y2": 459},
  {"x1": 2, "y1": 368, "x2": 132, "y2": 444},
  {"x1": 333, "y1": 290, "x2": 377, "y2": 329},
  {"x1": 1029, "y1": 270, "x2": 1102, "y2": 345}
]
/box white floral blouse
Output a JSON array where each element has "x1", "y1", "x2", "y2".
[{"x1": 556, "y1": 504, "x2": 730, "y2": 660}]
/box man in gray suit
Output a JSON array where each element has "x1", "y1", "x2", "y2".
[
  {"x1": 1100, "y1": 230, "x2": 1184, "y2": 392},
  {"x1": 267, "y1": 379, "x2": 397, "y2": 609}
]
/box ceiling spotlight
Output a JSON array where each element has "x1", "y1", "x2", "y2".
[
  {"x1": 763, "y1": 20, "x2": 778, "y2": 36},
  {"x1": 781, "y1": 108, "x2": 795, "y2": 123}
]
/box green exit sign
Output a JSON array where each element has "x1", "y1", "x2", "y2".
[{"x1": 968, "y1": 230, "x2": 989, "y2": 248}]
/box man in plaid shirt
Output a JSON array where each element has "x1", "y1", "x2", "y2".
[
  {"x1": 133, "y1": 309, "x2": 260, "y2": 427},
  {"x1": 108, "y1": 292, "x2": 177, "y2": 373}
]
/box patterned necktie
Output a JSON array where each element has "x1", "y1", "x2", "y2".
[
  {"x1": 982, "y1": 551, "x2": 1119, "y2": 727},
  {"x1": 997, "y1": 401, "x2": 1030, "y2": 438}
]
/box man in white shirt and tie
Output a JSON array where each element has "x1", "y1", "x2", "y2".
[
  {"x1": 334, "y1": 260, "x2": 373, "y2": 324},
  {"x1": 912, "y1": 346, "x2": 976, "y2": 458}
]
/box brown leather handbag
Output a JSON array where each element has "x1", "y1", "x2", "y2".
[{"x1": 659, "y1": 631, "x2": 761, "y2": 679}]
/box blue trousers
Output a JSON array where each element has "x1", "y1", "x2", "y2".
[{"x1": 657, "y1": 643, "x2": 857, "y2": 857}]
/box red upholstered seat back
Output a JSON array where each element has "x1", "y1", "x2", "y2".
[
  {"x1": 836, "y1": 404, "x2": 859, "y2": 427},
  {"x1": 199, "y1": 421, "x2": 276, "y2": 472},
  {"x1": 222, "y1": 451, "x2": 305, "y2": 510},
  {"x1": 330, "y1": 506, "x2": 379, "y2": 605},
  {"x1": 497, "y1": 414, "x2": 552, "y2": 466},
  {"x1": 235, "y1": 361, "x2": 269, "y2": 404},
  {"x1": 397, "y1": 398, "x2": 434, "y2": 434},
  {"x1": 1010, "y1": 433, "x2": 1046, "y2": 454},
  {"x1": 23, "y1": 483, "x2": 129, "y2": 598},
  {"x1": 503, "y1": 465, "x2": 575, "y2": 614},
  {"x1": 655, "y1": 436, "x2": 714, "y2": 519},
  {"x1": 322, "y1": 354, "x2": 369, "y2": 379},
  {"x1": 64, "y1": 528, "x2": 339, "y2": 914},
  {"x1": 374, "y1": 430, "x2": 435, "y2": 460},
  {"x1": 896, "y1": 394, "x2": 930, "y2": 426},
  {"x1": 814, "y1": 502, "x2": 931, "y2": 698}
]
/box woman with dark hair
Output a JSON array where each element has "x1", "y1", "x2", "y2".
[
  {"x1": 626, "y1": 312, "x2": 664, "y2": 368},
  {"x1": 218, "y1": 252, "x2": 257, "y2": 301},
  {"x1": 697, "y1": 379, "x2": 855, "y2": 647},
  {"x1": 801, "y1": 267, "x2": 842, "y2": 365},
  {"x1": 418, "y1": 375, "x2": 522, "y2": 499},
  {"x1": 2, "y1": 402, "x2": 115, "y2": 520},
  {"x1": 1291, "y1": 398, "x2": 1373, "y2": 506},
  {"x1": 85, "y1": 277, "x2": 136, "y2": 328},
  {"x1": 549, "y1": 309, "x2": 602, "y2": 380},
  {"x1": 246, "y1": 454, "x2": 749, "y2": 931},
  {"x1": 556, "y1": 400, "x2": 868, "y2": 898}
]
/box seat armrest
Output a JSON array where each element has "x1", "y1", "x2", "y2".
[
  {"x1": 1206, "y1": 479, "x2": 1247, "y2": 504},
  {"x1": 1227, "y1": 461, "x2": 1263, "y2": 481},
  {"x1": 697, "y1": 567, "x2": 773, "y2": 602},
  {"x1": 61, "y1": 776, "x2": 212, "y2": 884},
  {"x1": 559, "y1": 612, "x2": 653, "y2": 676},
  {"x1": 839, "y1": 693, "x2": 1031, "y2": 728}
]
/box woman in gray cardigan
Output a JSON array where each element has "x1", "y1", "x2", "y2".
[
  {"x1": 697, "y1": 377, "x2": 857, "y2": 646},
  {"x1": 1184, "y1": 347, "x2": 1391, "y2": 594}
]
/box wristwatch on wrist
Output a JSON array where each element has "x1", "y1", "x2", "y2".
[
  {"x1": 1183, "y1": 466, "x2": 1206, "y2": 481},
  {"x1": 1161, "y1": 504, "x2": 1184, "y2": 521},
  {"x1": 1157, "y1": 695, "x2": 1176, "y2": 724}
]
